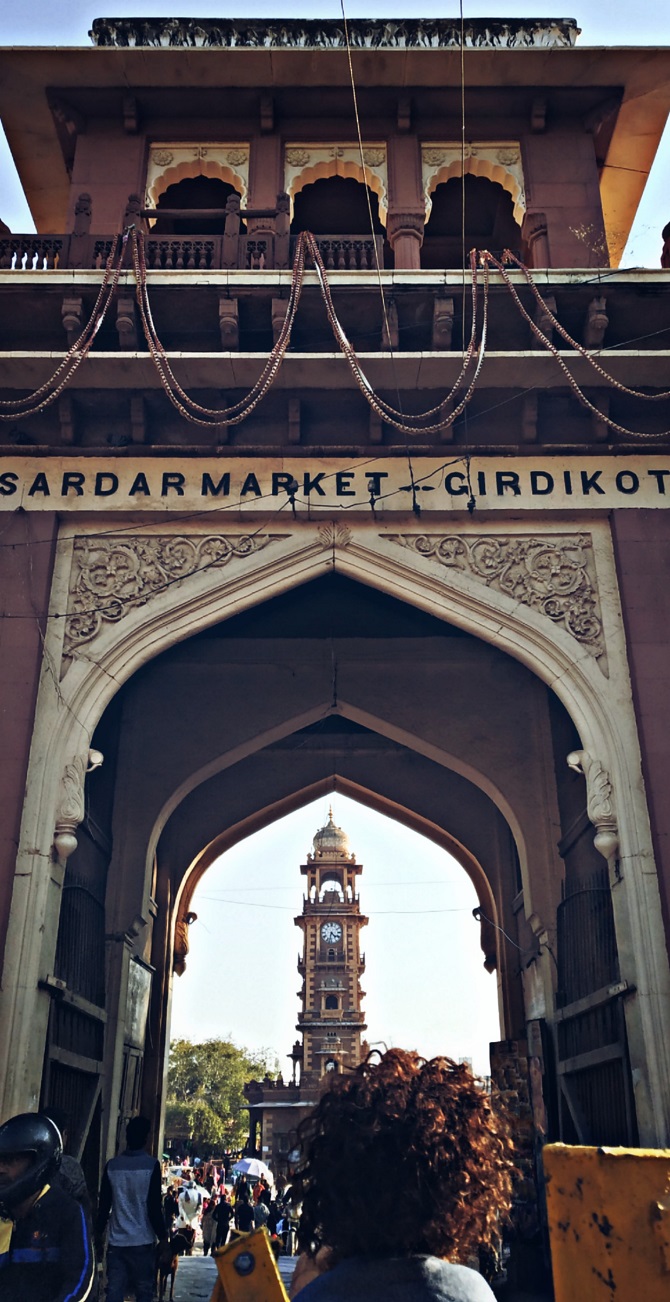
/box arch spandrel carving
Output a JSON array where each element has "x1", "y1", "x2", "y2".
[
  {"x1": 421, "y1": 142, "x2": 526, "y2": 225},
  {"x1": 145, "y1": 143, "x2": 250, "y2": 211},
  {"x1": 284, "y1": 143, "x2": 388, "y2": 224},
  {"x1": 385, "y1": 531, "x2": 607, "y2": 673},
  {"x1": 62, "y1": 532, "x2": 284, "y2": 671}
]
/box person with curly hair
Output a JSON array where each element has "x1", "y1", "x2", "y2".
[{"x1": 289, "y1": 1048, "x2": 514, "y2": 1300}]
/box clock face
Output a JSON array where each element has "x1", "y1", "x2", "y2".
[{"x1": 321, "y1": 921, "x2": 342, "y2": 943}]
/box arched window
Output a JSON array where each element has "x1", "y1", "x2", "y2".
[
  {"x1": 327, "y1": 948, "x2": 335, "y2": 962},
  {"x1": 291, "y1": 176, "x2": 385, "y2": 237},
  {"x1": 421, "y1": 175, "x2": 522, "y2": 269},
  {"x1": 319, "y1": 877, "x2": 344, "y2": 902},
  {"x1": 325, "y1": 1059, "x2": 338, "y2": 1072},
  {"x1": 325, "y1": 994, "x2": 338, "y2": 1010},
  {"x1": 152, "y1": 176, "x2": 245, "y2": 235}
]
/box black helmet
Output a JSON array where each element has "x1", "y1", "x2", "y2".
[{"x1": 0, "y1": 1113, "x2": 62, "y2": 1214}]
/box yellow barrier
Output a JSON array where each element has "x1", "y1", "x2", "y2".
[
  {"x1": 543, "y1": 1142, "x2": 670, "y2": 1302},
  {"x1": 209, "y1": 1227, "x2": 290, "y2": 1302}
]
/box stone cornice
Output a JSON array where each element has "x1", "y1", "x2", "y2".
[{"x1": 90, "y1": 17, "x2": 580, "y2": 51}]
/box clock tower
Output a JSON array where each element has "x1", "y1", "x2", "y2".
[{"x1": 295, "y1": 809, "x2": 368, "y2": 1079}]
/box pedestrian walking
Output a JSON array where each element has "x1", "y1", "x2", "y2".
[
  {"x1": 163, "y1": 1185, "x2": 179, "y2": 1230},
  {"x1": 0, "y1": 1112, "x2": 95, "y2": 1302},
  {"x1": 201, "y1": 1198, "x2": 216, "y2": 1255},
  {"x1": 234, "y1": 1193, "x2": 254, "y2": 1234},
  {"x1": 96, "y1": 1115, "x2": 167, "y2": 1302},
  {"x1": 213, "y1": 1192, "x2": 233, "y2": 1248},
  {"x1": 253, "y1": 1197, "x2": 270, "y2": 1229}
]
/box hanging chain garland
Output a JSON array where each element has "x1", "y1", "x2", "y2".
[
  {"x1": 481, "y1": 250, "x2": 670, "y2": 441},
  {"x1": 0, "y1": 232, "x2": 129, "y2": 419},
  {"x1": 1, "y1": 226, "x2": 669, "y2": 440},
  {"x1": 501, "y1": 250, "x2": 670, "y2": 401}
]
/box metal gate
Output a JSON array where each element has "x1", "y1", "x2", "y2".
[{"x1": 555, "y1": 866, "x2": 636, "y2": 1146}]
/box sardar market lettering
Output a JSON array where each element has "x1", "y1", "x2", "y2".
[{"x1": 1, "y1": 467, "x2": 669, "y2": 500}]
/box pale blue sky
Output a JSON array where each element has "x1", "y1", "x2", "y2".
[{"x1": 170, "y1": 795, "x2": 501, "y2": 1077}]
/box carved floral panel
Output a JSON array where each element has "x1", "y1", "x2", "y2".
[
  {"x1": 63, "y1": 534, "x2": 280, "y2": 666},
  {"x1": 386, "y1": 532, "x2": 607, "y2": 671}
]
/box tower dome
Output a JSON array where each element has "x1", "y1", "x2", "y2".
[{"x1": 312, "y1": 807, "x2": 350, "y2": 858}]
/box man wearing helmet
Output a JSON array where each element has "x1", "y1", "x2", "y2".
[{"x1": 0, "y1": 1112, "x2": 94, "y2": 1301}]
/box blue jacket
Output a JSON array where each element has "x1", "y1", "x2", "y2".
[{"x1": 0, "y1": 1183, "x2": 94, "y2": 1302}]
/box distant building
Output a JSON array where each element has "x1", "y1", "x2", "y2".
[{"x1": 244, "y1": 810, "x2": 368, "y2": 1174}]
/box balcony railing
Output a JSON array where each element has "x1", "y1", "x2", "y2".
[{"x1": 0, "y1": 230, "x2": 383, "y2": 274}]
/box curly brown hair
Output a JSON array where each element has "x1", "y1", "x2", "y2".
[{"x1": 293, "y1": 1048, "x2": 514, "y2": 1263}]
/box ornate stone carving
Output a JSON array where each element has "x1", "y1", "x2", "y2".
[
  {"x1": 63, "y1": 534, "x2": 281, "y2": 662},
  {"x1": 58, "y1": 754, "x2": 88, "y2": 828},
  {"x1": 226, "y1": 147, "x2": 249, "y2": 167},
  {"x1": 567, "y1": 750, "x2": 619, "y2": 866},
  {"x1": 91, "y1": 18, "x2": 580, "y2": 51},
  {"x1": 285, "y1": 148, "x2": 310, "y2": 168},
  {"x1": 145, "y1": 143, "x2": 250, "y2": 212},
  {"x1": 496, "y1": 147, "x2": 520, "y2": 167},
  {"x1": 173, "y1": 909, "x2": 198, "y2": 976},
  {"x1": 318, "y1": 523, "x2": 352, "y2": 550},
  {"x1": 284, "y1": 143, "x2": 388, "y2": 225},
  {"x1": 422, "y1": 148, "x2": 447, "y2": 167},
  {"x1": 53, "y1": 749, "x2": 104, "y2": 865},
  {"x1": 386, "y1": 533, "x2": 606, "y2": 668},
  {"x1": 421, "y1": 142, "x2": 526, "y2": 226}
]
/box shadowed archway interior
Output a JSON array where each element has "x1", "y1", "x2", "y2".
[{"x1": 43, "y1": 572, "x2": 632, "y2": 1182}]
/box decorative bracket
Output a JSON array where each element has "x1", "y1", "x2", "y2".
[
  {"x1": 567, "y1": 749, "x2": 620, "y2": 872},
  {"x1": 53, "y1": 750, "x2": 104, "y2": 866}
]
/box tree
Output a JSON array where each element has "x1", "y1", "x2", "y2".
[{"x1": 165, "y1": 1037, "x2": 278, "y2": 1153}]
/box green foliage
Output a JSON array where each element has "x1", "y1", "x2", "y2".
[{"x1": 165, "y1": 1037, "x2": 278, "y2": 1152}]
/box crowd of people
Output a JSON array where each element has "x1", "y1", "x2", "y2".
[
  {"x1": 160, "y1": 1165, "x2": 299, "y2": 1261},
  {"x1": 0, "y1": 1048, "x2": 514, "y2": 1302}
]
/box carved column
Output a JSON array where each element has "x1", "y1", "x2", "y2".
[
  {"x1": 386, "y1": 211, "x2": 425, "y2": 270},
  {"x1": 567, "y1": 749, "x2": 619, "y2": 870},
  {"x1": 522, "y1": 210, "x2": 550, "y2": 268}
]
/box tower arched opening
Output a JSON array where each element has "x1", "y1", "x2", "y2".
[
  {"x1": 421, "y1": 174, "x2": 523, "y2": 268},
  {"x1": 290, "y1": 175, "x2": 384, "y2": 237},
  {"x1": 152, "y1": 175, "x2": 245, "y2": 235}
]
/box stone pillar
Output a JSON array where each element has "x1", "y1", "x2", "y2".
[
  {"x1": 610, "y1": 510, "x2": 670, "y2": 958},
  {"x1": 248, "y1": 135, "x2": 282, "y2": 210},
  {"x1": 0, "y1": 512, "x2": 58, "y2": 974},
  {"x1": 522, "y1": 132, "x2": 608, "y2": 268},
  {"x1": 67, "y1": 130, "x2": 146, "y2": 233},
  {"x1": 522, "y1": 210, "x2": 550, "y2": 268},
  {"x1": 386, "y1": 135, "x2": 425, "y2": 270},
  {"x1": 386, "y1": 211, "x2": 425, "y2": 270},
  {"x1": 247, "y1": 135, "x2": 283, "y2": 261}
]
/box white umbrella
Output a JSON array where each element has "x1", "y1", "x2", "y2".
[{"x1": 232, "y1": 1157, "x2": 273, "y2": 1182}]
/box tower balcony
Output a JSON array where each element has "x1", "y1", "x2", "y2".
[
  {"x1": 3, "y1": 262, "x2": 670, "y2": 454},
  {"x1": 0, "y1": 228, "x2": 384, "y2": 275}
]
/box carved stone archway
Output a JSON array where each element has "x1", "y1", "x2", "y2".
[
  {"x1": 421, "y1": 142, "x2": 526, "y2": 226},
  {"x1": 284, "y1": 143, "x2": 388, "y2": 225},
  {"x1": 0, "y1": 515, "x2": 669, "y2": 1146}
]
